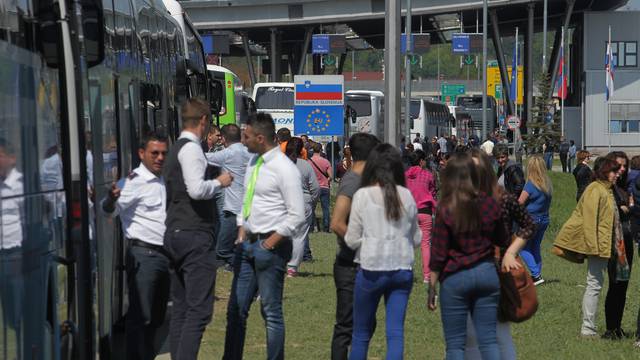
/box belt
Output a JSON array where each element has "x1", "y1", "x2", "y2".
[
  {"x1": 246, "y1": 231, "x2": 274, "y2": 243},
  {"x1": 129, "y1": 239, "x2": 170, "y2": 258}
]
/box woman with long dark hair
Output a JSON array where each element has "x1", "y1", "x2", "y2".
[
  {"x1": 285, "y1": 137, "x2": 320, "y2": 277},
  {"x1": 344, "y1": 143, "x2": 421, "y2": 359},
  {"x1": 465, "y1": 148, "x2": 535, "y2": 359},
  {"x1": 428, "y1": 152, "x2": 508, "y2": 359},
  {"x1": 603, "y1": 151, "x2": 633, "y2": 339}
]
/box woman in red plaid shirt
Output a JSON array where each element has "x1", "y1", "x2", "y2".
[{"x1": 427, "y1": 152, "x2": 509, "y2": 360}]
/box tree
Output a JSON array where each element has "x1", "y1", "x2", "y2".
[{"x1": 523, "y1": 72, "x2": 561, "y2": 154}]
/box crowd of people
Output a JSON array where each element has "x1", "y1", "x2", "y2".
[{"x1": 102, "y1": 97, "x2": 640, "y2": 360}]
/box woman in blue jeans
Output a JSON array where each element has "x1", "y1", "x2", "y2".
[
  {"x1": 344, "y1": 144, "x2": 421, "y2": 360},
  {"x1": 428, "y1": 152, "x2": 509, "y2": 360},
  {"x1": 518, "y1": 155, "x2": 552, "y2": 285}
]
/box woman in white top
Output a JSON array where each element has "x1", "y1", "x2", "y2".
[{"x1": 344, "y1": 143, "x2": 421, "y2": 360}]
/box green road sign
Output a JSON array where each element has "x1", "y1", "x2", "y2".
[
  {"x1": 410, "y1": 55, "x2": 419, "y2": 65},
  {"x1": 495, "y1": 84, "x2": 502, "y2": 99},
  {"x1": 441, "y1": 84, "x2": 465, "y2": 104},
  {"x1": 464, "y1": 55, "x2": 474, "y2": 65},
  {"x1": 323, "y1": 55, "x2": 335, "y2": 66}
]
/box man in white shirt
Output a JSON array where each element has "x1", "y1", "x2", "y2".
[
  {"x1": 205, "y1": 124, "x2": 252, "y2": 271},
  {"x1": 101, "y1": 132, "x2": 170, "y2": 360},
  {"x1": 223, "y1": 113, "x2": 305, "y2": 360},
  {"x1": 163, "y1": 99, "x2": 233, "y2": 360}
]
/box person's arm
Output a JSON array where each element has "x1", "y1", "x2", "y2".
[
  {"x1": 264, "y1": 164, "x2": 305, "y2": 248},
  {"x1": 409, "y1": 204, "x2": 422, "y2": 248},
  {"x1": 518, "y1": 190, "x2": 530, "y2": 205},
  {"x1": 344, "y1": 192, "x2": 364, "y2": 250},
  {"x1": 100, "y1": 178, "x2": 133, "y2": 216},
  {"x1": 502, "y1": 195, "x2": 534, "y2": 271},
  {"x1": 204, "y1": 148, "x2": 228, "y2": 167},
  {"x1": 327, "y1": 162, "x2": 334, "y2": 182},
  {"x1": 429, "y1": 211, "x2": 450, "y2": 279},
  {"x1": 308, "y1": 167, "x2": 320, "y2": 203},
  {"x1": 428, "y1": 172, "x2": 438, "y2": 203},
  {"x1": 330, "y1": 194, "x2": 352, "y2": 238},
  {"x1": 179, "y1": 142, "x2": 232, "y2": 200}
]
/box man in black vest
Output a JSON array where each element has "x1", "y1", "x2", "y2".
[{"x1": 163, "y1": 98, "x2": 233, "y2": 360}]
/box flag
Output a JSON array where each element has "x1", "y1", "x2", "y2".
[
  {"x1": 295, "y1": 81, "x2": 343, "y2": 101},
  {"x1": 509, "y1": 41, "x2": 518, "y2": 103},
  {"x1": 556, "y1": 37, "x2": 568, "y2": 99},
  {"x1": 605, "y1": 38, "x2": 615, "y2": 101}
]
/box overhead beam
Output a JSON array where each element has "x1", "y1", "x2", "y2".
[{"x1": 489, "y1": 9, "x2": 515, "y2": 116}]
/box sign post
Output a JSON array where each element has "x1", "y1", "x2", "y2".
[{"x1": 294, "y1": 75, "x2": 345, "y2": 137}]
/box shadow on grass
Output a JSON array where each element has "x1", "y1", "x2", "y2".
[{"x1": 294, "y1": 271, "x2": 333, "y2": 278}]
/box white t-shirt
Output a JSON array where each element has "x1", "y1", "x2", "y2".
[{"x1": 481, "y1": 140, "x2": 495, "y2": 156}]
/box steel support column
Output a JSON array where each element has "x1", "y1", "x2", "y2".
[
  {"x1": 489, "y1": 10, "x2": 515, "y2": 116},
  {"x1": 548, "y1": 0, "x2": 575, "y2": 98},
  {"x1": 297, "y1": 27, "x2": 313, "y2": 75},
  {"x1": 241, "y1": 31, "x2": 256, "y2": 87},
  {"x1": 385, "y1": 0, "x2": 401, "y2": 145},
  {"x1": 525, "y1": 3, "x2": 534, "y2": 126},
  {"x1": 270, "y1": 28, "x2": 281, "y2": 82}
]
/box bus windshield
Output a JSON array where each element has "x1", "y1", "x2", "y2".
[
  {"x1": 254, "y1": 86, "x2": 294, "y2": 110},
  {"x1": 346, "y1": 95, "x2": 372, "y2": 117}
]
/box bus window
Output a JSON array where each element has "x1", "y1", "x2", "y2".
[
  {"x1": 254, "y1": 86, "x2": 294, "y2": 110},
  {"x1": 346, "y1": 96, "x2": 372, "y2": 118}
]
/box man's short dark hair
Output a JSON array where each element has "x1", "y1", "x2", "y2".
[
  {"x1": 409, "y1": 149, "x2": 427, "y2": 167},
  {"x1": 349, "y1": 133, "x2": 380, "y2": 162},
  {"x1": 312, "y1": 142, "x2": 323, "y2": 154},
  {"x1": 276, "y1": 128, "x2": 291, "y2": 143},
  {"x1": 221, "y1": 124, "x2": 241, "y2": 144},
  {"x1": 140, "y1": 131, "x2": 168, "y2": 150},
  {"x1": 181, "y1": 98, "x2": 210, "y2": 129},
  {"x1": 209, "y1": 125, "x2": 220, "y2": 134},
  {"x1": 248, "y1": 112, "x2": 276, "y2": 144},
  {"x1": 493, "y1": 143, "x2": 509, "y2": 158}
]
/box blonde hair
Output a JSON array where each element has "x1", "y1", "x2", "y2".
[{"x1": 526, "y1": 156, "x2": 552, "y2": 195}]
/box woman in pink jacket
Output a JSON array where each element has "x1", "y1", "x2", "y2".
[{"x1": 404, "y1": 150, "x2": 438, "y2": 283}]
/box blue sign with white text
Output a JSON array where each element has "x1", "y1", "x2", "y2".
[
  {"x1": 312, "y1": 35, "x2": 330, "y2": 54},
  {"x1": 452, "y1": 34, "x2": 470, "y2": 54},
  {"x1": 294, "y1": 105, "x2": 344, "y2": 136}
]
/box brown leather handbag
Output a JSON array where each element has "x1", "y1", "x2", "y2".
[{"x1": 495, "y1": 247, "x2": 539, "y2": 323}]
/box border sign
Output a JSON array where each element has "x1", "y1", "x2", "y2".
[
  {"x1": 294, "y1": 75, "x2": 344, "y2": 136},
  {"x1": 507, "y1": 115, "x2": 521, "y2": 130}
]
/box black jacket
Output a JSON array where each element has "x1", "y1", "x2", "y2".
[
  {"x1": 572, "y1": 163, "x2": 593, "y2": 202},
  {"x1": 498, "y1": 160, "x2": 525, "y2": 198}
]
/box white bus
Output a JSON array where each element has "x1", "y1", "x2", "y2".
[
  {"x1": 345, "y1": 90, "x2": 384, "y2": 140},
  {"x1": 410, "y1": 97, "x2": 451, "y2": 140},
  {"x1": 252, "y1": 82, "x2": 295, "y2": 131}
]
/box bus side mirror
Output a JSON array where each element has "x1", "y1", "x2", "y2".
[{"x1": 209, "y1": 80, "x2": 223, "y2": 115}]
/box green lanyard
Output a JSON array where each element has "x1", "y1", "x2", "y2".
[{"x1": 243, "y1": 156, "x2": 264, "y2": 220}]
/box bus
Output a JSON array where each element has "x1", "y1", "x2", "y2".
[
  {"x1": 455, "y1": 95, "x2": 498, "y2": 139},
  {"x1": 252, "y1": 82, "x2": 295, "y2": 131},
  {"x1": 410, "y1": 98, "x2": 452, "y2": 140},
  {"x1": 207, "y1": 65, "x2": 246, "y2": 126},
  {"x1": 345, "y1": 90, "x2": 385, "y2": 140},
  {"x1": 0, "y1": 0, "x2": 213, "y2": 357}
]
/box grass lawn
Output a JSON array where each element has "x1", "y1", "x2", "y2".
[{"x1": 198, "y1": 171, "x2": 640, "y2": 359}]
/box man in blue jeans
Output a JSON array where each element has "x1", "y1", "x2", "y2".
[
  {"x1": 205, "y1": 124, "x2": 252, "y2": 271},
  {"x1": 309, "y1": 142, "x2": 332, "y2": 233},
  {"x1": 223, "y1": 113, "x2": 305, "y2": 360}
]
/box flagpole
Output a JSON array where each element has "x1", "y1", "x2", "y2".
[
  {"x1": 608, "y1": 25, "x2": 612, "y2": 152},
  {"x1": 561, "y1": 27, "x2": 565, "y2": 137}
]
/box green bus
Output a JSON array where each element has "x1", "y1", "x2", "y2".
[{"x1": 207, "y1": 64, "x2": 244, "y2": 126}]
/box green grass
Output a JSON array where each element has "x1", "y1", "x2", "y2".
[{"x1": 198, "y1": 171, "x2": 640, "y2": 359}]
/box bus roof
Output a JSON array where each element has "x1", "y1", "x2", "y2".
[
  {"x1": 207, "y1": 65, "x2": 239, "y2": 78},
  {"x1": 346, "y1": 90, "x2": 384, "y2": 96},
  {"x1": 253, "y1": 82, "x2": 295, "y2": 88}
]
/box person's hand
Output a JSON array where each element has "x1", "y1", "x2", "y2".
[
  {"x1": 235, "y1": 227, "x2": 245, "y2": 245},
  {"x1": 427, "y1": 284, "x2": 438, "y2": 311},
  {"x1": 621, "y1": 205, "x2": 630, "y2": 214},
  {"x1": 108, "y1": 182, "x2": 121, "y2": 201},
  {"x1": 217, "y1": 172, "x2": 233, "y2": 187},
  {"x1": 501, "y1": 252, "x2": 522, "y2": 272}
]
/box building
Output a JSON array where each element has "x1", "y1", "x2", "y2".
[{"x1": 583, "y1": 11, "x2": 640, "y2": 152}]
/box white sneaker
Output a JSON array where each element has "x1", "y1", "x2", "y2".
[{"x1": 533, "y1": 276, "x2": 545, "y2": 286}]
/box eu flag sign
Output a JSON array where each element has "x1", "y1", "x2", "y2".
[{"x1": 294, "y1": 75, "x2": 344, "y2": 136}]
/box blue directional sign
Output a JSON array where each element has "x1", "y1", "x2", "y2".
[
  {"x1": 452, "y1": 33, "x2": 470, "y2": 54},
  {"x1": 294, "y1": 75, "x2": 344, "y2": 136},
  {"x1": 312, "y1": 35, "x2": 330, "y2": 54}
]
